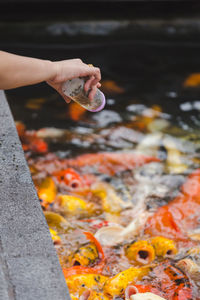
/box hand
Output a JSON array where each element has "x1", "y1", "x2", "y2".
[{"x1": 46, "y1": 59, "x2": 101, "y2": 103}]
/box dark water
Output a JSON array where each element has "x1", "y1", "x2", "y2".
[{"x1": 6, "y1": 40, "x2": 200, "y2": 159}]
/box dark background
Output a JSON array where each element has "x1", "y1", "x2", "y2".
[
  {"x1": 1, "y1": 2, "x2": 200, "y2": 22},
  {"x1": 1, "y1": 1, "x2": 200, "y2": 55}
]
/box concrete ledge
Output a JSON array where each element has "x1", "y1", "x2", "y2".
[{"x1": 0, "y1": 90, "x2": 70, "y2": 300}]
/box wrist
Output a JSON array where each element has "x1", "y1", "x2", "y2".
[{"x1": 44, "y1": 60, "x2": 58, "y2": 82}]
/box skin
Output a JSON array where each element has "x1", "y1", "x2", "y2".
[{"x1": 0, "y1": 51, "x2": 101, "y2": 102}]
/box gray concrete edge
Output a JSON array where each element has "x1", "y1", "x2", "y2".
[{"x1": 0, "y1": 90, "x2": 70, "y2": 300}]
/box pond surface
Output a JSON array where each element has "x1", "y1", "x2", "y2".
[
  {"x1": 6, "y1": 39, "x2": 200, "y2": 299},
  {"x1": 7, "y1": 39, "x2": 200, "y2": 136}
]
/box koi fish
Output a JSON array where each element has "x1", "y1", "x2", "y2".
[
  {"x1": 68, "y1": 242, "x2": 99, "y2": 267},
  {"x1": 49, "y1": 228, "x2": 61, "y2": 245},
  {"x1": 125, "y1": 240, "x2": 155, "y2": 265},
  {"x1": 152, "y1": 261, "x2": 193, "y2": 300},
  {"x1": 91, "y1": 181, "x2": 132, "y2": 214},
  {"x1": 37, "y1": 177, "x2": 57, "y2": 208},
  {"x1": 184, "y1": 73, "x2": 200, "y2": 87},
  {"x1": 126, "y1": 263, "x2": 192, "y2": 299},
  {"x1": 101, "y1": 80, "x2": 125, "y2": 94},
  {"x1": 103, "y1": 266, "x2": 151, "y2": 297},
  {"x1": 15, "y1": 121, "x2": 26, "y2": 138},
  {"x1": 44, "y1": 211, "x2": 69, "y2": 231},
  {"x1": 128, "y1": 105, "x2": 162, "y2": 132},
  {"x1": 16, "y1": 122, "x2": 48, "y2": 154},
  {"x1": 66, "y1": 273, "x2": 108, "y2": 297},
  {"x1": 58, "y1": 195, "x2": 96, "y2": 217},
  {"x1": 79, "y1": 290, "x2": 110, "y2": 300},
  {"x1": 53, "y1": 168, "x2": 84, "y2": 188},
  {"x1": 150, "y1": 237, "x2": 177, "y2": 258},
  {"x1": 23, "y1": 136, "x2": 48, "y2": 154},
  {"x1": 145, "y1": 169, "x2": 200, "y2": 242},
  {"x1": 67, "y1": 152, "x2": 160, "y2": 176},
  {"x1": 52, "y1": 168, "x2": 93, "y2": 192},
  {"x1": 68, "y1": 102, "x2": 86, "y2": 121},
  {"x1": 63, "y1": 232, "x2": 105, "y2": 278}
]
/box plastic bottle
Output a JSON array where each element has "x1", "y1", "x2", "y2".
[{"x1": 61, "y1": 77, "x2": 106, "y2": 112}]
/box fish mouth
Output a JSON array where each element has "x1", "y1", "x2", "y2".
[{"x1": 136, "y1": 250, "x2": 152, "y2": 264}]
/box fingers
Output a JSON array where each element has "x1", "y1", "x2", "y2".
[
  {"x1": 85, "y1": 77, "x2": 101, "y2": 94},
  {"x1": 83, "y1": 63, "x2": 101, "y2": 86},
  {"x1": 75, "y1": 60, "x2": 101, "y2": 85},
  {"x1": 84, "y1": 75, "x2": 95, "y2": 92},
  {"x1": 85, "y1": 80, "x2": 101, "y2": 101},
  {"x1": 89, "y1": 67, "x2": 101, "y2": 86},
  {"x1": 88, "y1": 85, "x2": 98, "y2": 101}
]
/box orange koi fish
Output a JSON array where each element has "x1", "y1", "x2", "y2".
[
  {"x1": 23, "y1": 136, "x2": 48, "y2": 154},
  {"x1": 16, "y1": 122, "x2": 48, "y2": 154},
  {"x1": 68, "y1": 102, "x2": 86, "y2": 121},
  {"x1": 67, "y1": 152, "x2": 160, "y2": 176},
  {"x1": 52, "y1": 168, "x2": 93, "y2": 191},
  {"x1": 145, "y1": 169, "x2": 200, "y2": 242},
  {"x1": 152, "y1": 261, "x2": 192, "y2": 300},
  {"x1": 16, "y1": 121, "x2": 26, "y2": 138}
]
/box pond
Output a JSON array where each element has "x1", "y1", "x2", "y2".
[{"x1": 6, "y1": 30, "x2": 200, "y2": 299}]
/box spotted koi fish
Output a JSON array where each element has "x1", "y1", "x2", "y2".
[
  {"x1": 152, "y1": 261, "x2": 193, "y2": 300},
  {"x1": 127, "y1": 261, "x2": 193, "y2": 299},
  {"x1": 52, "y1": 168, "x2": 95, "y2": 193}
]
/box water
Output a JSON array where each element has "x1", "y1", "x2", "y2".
[
  {"x1": 6, "y1": 40, "x2": 200, "y2": 131},
  {"x1": 5, "y1": 39, "x2": 200, "y2": 299}
]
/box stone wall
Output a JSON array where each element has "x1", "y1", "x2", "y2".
[{"x1": 0, "y1": 91, "x2": 70, "y2": 300}]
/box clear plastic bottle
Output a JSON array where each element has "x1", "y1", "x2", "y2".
[{"x1": 61, "y1": 77, "x2": 106, "y2": 112}]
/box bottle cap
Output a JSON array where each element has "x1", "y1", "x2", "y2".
[{"x1": 88, "y1": 91, "x2": 106, "y2": 112}]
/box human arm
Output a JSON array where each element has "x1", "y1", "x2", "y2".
[{"x1": 0, "y1": 51, "x2": 101, "y2": 102}]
